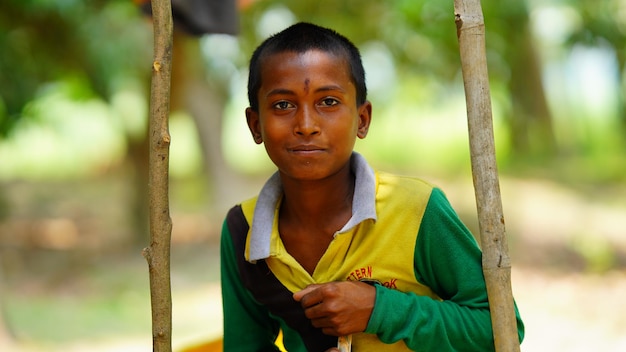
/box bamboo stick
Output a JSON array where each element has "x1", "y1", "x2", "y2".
[
  {"x1": 143, "y1": 0, "x2": 174, "y2": 351},
  {"x1": 453, "y1": 0, "x2": 520, "y2": 351}
]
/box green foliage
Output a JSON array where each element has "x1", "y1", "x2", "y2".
[
  {"x1": 0, "y1": 0, "x2": 151, "y2": 136},
  {"x1": 0, "y1": 0, "x2": 624, "y2": 184}
]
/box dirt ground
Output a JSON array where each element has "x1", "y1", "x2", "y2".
[{"x1": 1, "y1": 174, "x2": 625, "y2": 351}]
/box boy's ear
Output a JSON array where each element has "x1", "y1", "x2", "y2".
[
  {"x1": 245, "y1": 107, "x2": 263, "y2": 144},
  {"x1": 357, "y1": 101, "x2": 372, "y2": 139}
]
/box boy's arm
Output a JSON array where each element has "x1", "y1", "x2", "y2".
[
  {"x1": 220, "y1": 214, "x2": 282, "y2": 351},
  {"x1": 365, "y1": 188, "x2": 524, "y2": 351}
]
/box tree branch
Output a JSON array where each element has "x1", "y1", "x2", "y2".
[
  {"x1": 143, "y1": 0, "x2": 174, "y2": 351},
  {"x1": 454, "y1": 0, "x2": 520, "y2": 351}
]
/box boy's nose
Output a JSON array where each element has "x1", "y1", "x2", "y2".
[{"x1": 294, "y1": 106, "x2": 320, "y2": 136}]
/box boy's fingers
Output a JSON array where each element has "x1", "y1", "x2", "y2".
[{"x1": 293, "y1": 284, "x2": 323, "y2": 302}]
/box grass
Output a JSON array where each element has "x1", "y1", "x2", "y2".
[
  {"x1": 7, "y1": 289, "x2": 151, "y2": 343},
  {"x1": 3, "y1": 241, "x2": 221, "y2": 350}
]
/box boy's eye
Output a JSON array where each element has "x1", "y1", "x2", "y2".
[
  {"x1": 319, "y1": 98, "x2": 339, "y2": 107},
  {"x1": 273, "y1": 101, "x2": 294, "y2": 110}
]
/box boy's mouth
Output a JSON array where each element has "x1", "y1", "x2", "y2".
[{"x1": 289, "y1": 145, "x2": 325, "y2": 153}]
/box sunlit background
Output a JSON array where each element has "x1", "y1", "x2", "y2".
[{"x1": 1, "y1": 0, "x2": 625, "y2": 351}]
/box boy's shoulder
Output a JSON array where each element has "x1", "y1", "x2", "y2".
[
  {"x1": 375, "y1": 170, "x2": 436, "y2": 196},
  {"x1": 237, "y1": 171, "x2": 437, "y2": 202},
  {"x1": 239, "y1": 195, "x2": 259, "y2": 223},
  {"x1": 234, "y1": 169, "x2": 440, "y2": 224}
]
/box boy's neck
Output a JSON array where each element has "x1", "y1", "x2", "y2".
[
  {"x1": 277, "y1": 164, "x2": 355, "y2": 275},
  {"x1": 279, "y1": 167, "x2": 355, "y2": 231}
]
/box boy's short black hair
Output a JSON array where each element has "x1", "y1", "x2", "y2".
[{"x1": 247, "y1": 22, "x2": 367, "y2": 111}]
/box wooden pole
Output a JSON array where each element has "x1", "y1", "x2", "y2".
[
  {"x1": 454, "y1": 1, "x2": 520, "y2": 351},
  {"x1": 142, "y1": 0, "x2": 174, "y2": 351}
]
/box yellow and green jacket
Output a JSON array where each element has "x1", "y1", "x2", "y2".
[{"x1": 220, "y1": 153, "x2": 524, "y2": 351}]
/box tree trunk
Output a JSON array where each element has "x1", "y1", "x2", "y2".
[
  {"x1": 170, "y1": 31, "x2": 244, "y2": 217},
  {"x1": 143, "y1": 0, "x2": 174, "y2": 351},
  {"x1": 454, "y1": 1, "x2": 521, "y2": 351},
  {"x1": 504, "y1": 7, "x2": 556, "y2": 156},
  {"x1": 615, "y1": 52, "x2": 626, "y2": 136}
]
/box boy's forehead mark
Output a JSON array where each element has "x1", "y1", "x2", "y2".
[{"x1": 304, "y1": 78, "x2": 310, "y2": 93}]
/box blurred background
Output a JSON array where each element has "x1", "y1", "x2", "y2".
[{"x1": 1, "y1": 0, "x2": 625, "y2": 351}]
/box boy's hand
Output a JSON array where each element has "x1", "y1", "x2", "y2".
[{"x1": 293, "y1": 281, "x2": 376, "y2": 336}]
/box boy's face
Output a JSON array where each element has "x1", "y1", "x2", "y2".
[{"x1": 246, "y1": 50, "x2": 371, "y2": 182}]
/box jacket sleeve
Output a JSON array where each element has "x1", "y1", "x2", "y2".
[
  {"x1": 220, "y1": 210, "x2": 282, "y2": 351},
  {"x1": 365, "y1": 188, "x2": 524, "y2": 351}
]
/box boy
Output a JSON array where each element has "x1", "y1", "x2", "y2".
[{"x1": 220, "y1": 22, "x2": 524, "y2": 351}]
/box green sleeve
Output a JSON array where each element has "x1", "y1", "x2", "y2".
[
  {"x1": 365, "y1": 188, "x2": 524, "y2": 351},
  {"x1": 220, "y1": 216, "x2": 282, "y2": 351}
]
